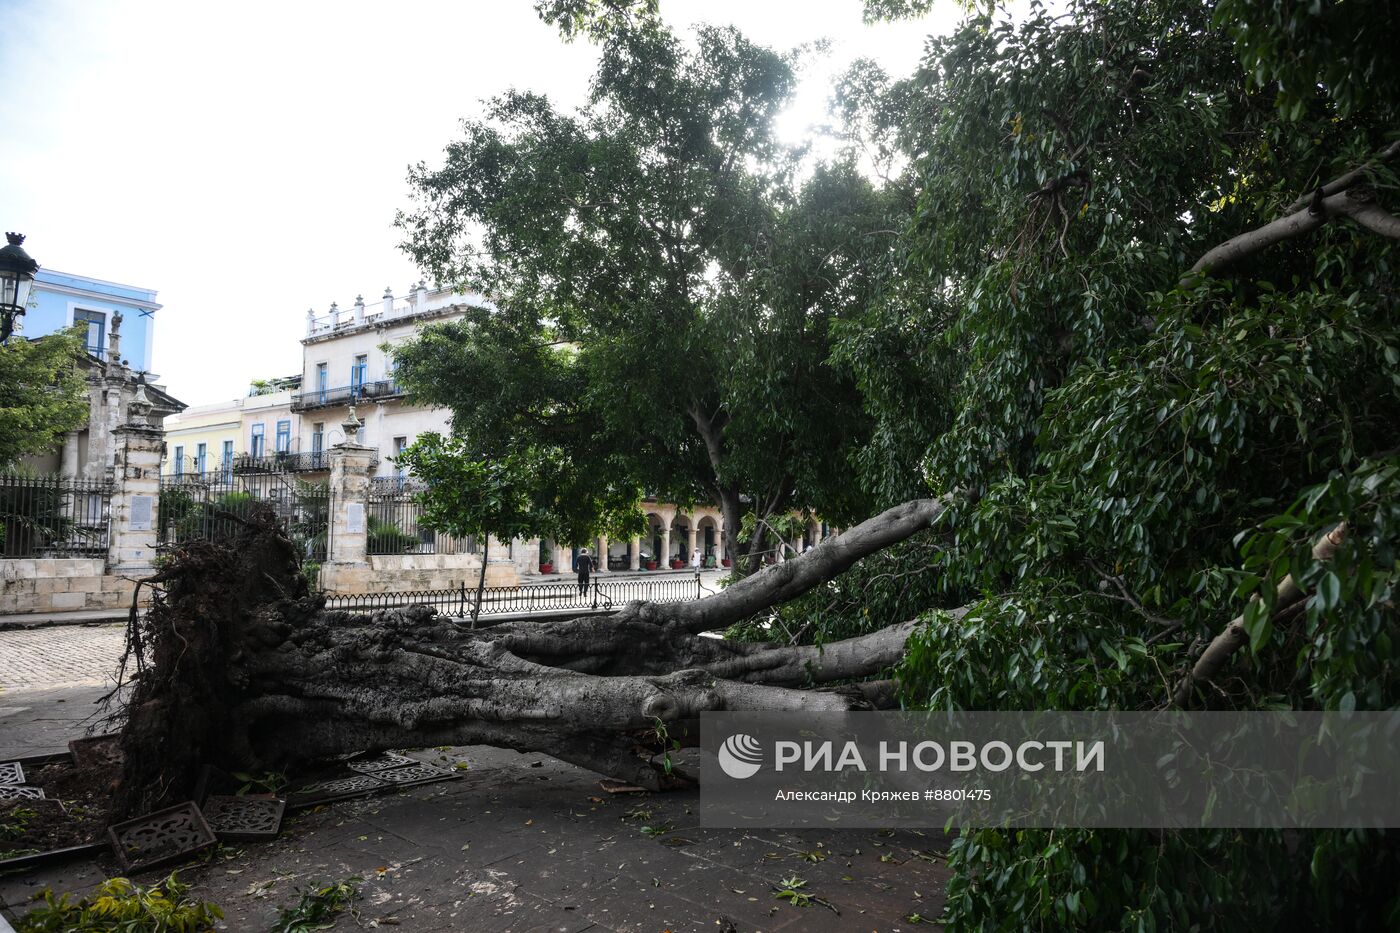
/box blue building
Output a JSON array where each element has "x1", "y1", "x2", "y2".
[
  {"x1": 23, "y1": 268, "x2": 160, "y2": 372},
  {"x1": 14, "y1": 266, "x2": 183, "y2": 481}
]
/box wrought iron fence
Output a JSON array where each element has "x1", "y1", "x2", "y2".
[
  {"x1": 158, "y1": 470, "x2": 331, "y2": 561},
  {"x1": 0, "y1": 473, "x2": 112, "y2": 559},
  {"x1": 366, "y1": 483, "x2": 475, "y2": 555},
  {"x1": 324, "y1": 574, "x2": 705, "y2": 619}
]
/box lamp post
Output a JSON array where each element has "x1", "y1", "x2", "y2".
[{"x1": 0, "y1": 232, "x2": 38, "y2": 344}]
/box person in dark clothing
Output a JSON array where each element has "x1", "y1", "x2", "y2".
[{"x1": 576, "y1": 547, "x2": 593, "y2": 596}]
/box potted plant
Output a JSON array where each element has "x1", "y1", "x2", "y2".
[
  {"x1": 539, "y1": 561, "x2": 554, "y2": 574},
  {"x1": 720, "y1": 557, "x2": 732, "y2": 568},
  {"x1": 670, "y1": 556, "x2": 685, "y2": 570},
  {"x1": 645, "y1": 558, "x2": 658, "y2": 570}
]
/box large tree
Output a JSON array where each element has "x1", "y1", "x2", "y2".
[
  {"x1": 393, "y1": 16, "x2": 894, "y2": 569},
  {"x1": 808, "y1": 0, "x2": 1400, "y2": 927},
  {"x1": 105, "y1": 1, "x2": 1400, "y2": 929}
]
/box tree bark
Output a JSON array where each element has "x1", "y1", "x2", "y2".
[
  {"x1": 1172, "y1": 523, "x2": 1347, "y2": 707},
  {"x1": 114, "y1": 498, "x2": 955, "y2": 816},
  {"x1": 471, "y1": 537, "x2": 489, "y2": 627},
  {"x1": 1183, "y1": 140, "x2": 1400, "y2": 285}
]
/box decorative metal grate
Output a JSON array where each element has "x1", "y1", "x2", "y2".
[
  {"x1": 108, "y1": 802, "x2": 216, "y2": 872},
  {"x1": 200, "y1": 795, "x2": 286, "y2": 841},
  {"x1": 347, "y1": 753, "x2": 418, "y2": 774},
  {"x1": 0, "y1": 762, "x2": 23, "y2": 785},
  {"x1": 107, "y1": 802, "x2": 216, "y2": 872},
  {"x1": 0, "y1": 785, "x2": 44, "y2": 800},
  {"x1": 372, "y1": 763, "x2": 455, "y2": 786},
  {"x1": 290, "y1": 774, "x2": 387, "y2": 803}
]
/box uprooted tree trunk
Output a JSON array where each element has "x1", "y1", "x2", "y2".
[{"x1": 111, "y1": 496, "x2": 956, "y2": 817}]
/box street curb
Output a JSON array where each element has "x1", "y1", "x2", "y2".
[{"x1": 0, "y1": 615, "x2": 129, "y2": 632}]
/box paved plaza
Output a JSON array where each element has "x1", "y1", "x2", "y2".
[
  {"x1": 0, "y1": 623, "x2": 128, "y2": 760},
  {"x1": 0, "y1": 619, "x2": 951, "y2": 930}
]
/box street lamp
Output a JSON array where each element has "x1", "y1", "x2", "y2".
[{"x1": 0, "y1": 232, "x2": 38, "y2": 344}]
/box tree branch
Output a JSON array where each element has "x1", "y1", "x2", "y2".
[
  {"x1": 1172, "y1": 523, "x2": 1347, "y2": 707},
  {"x1": 1281, "y1": 139, "x2": 1400, "y2": 214},
  {"x1": 616, "y1": 494, "x2": 958, "y2": 634},
  {"x1": 1184, "y1": 138, "x2": 1400, "y2": 285}
]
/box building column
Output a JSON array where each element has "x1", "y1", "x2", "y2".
[
  {"x1": 660, "y1": 526, "x2": 671, "y2": 569},
  {"x1": 59, "y1": 431, "x2": 81, "y2": 479},
  {"x1": 715, "y1": 525, "x2": 725, "y2": 563},
  {"x1": 596, "y1": 535, "x2": 609, "y2": 572},
  {"x1": 686, "y1": 522, "x2": 698, "y2": 564},
  {"x1": 108, "y1": 421, "x2": 164, "y2": 576},
  {"x1": 629, "y1": 536, "x2": 640, "y2": 571},
  {"x1": 554, "y1": 540, "x2": 570, "y2": 574}
]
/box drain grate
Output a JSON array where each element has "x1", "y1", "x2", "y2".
[
  {"x1": 0, "y1": 785, "x2": 44, "y2": 800},
  {"x1": 108, "y1": 802, "x2": 216, "y2": 873},
  {"x1": 347, "y1": 753, "x2": 418, "y2": 774},
  {"x1": 201, "y1": 795, "x2": 286, "y2": 841},
  {"x1": 0, "y1": 762, "x2": 23, "y2": 785},
  {"x1": 372, "y1": 763, "x2": 456, "y2": 786},
  {"x1": 290, "y1": 774, "x2": 388, "y2": 803}
]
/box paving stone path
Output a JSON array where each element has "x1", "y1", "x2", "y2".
[{"x1": 0, "y1": 624, "x2": 127, "y2": 691}]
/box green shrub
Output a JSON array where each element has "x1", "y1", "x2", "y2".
[{"x1": 17, "y1": 873, "x2": 222, "y2": 932}]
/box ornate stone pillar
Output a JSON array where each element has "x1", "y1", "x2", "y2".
[
  {"x1": 629, "y1": 536, "x2": 640, "y2": 571},
  {"x1": 108, "y1": 384, "x2": 162, "y2": 576},
  {"x1": 321, "y1": 409, "x2": 375, "y2": 592},
  {"x1": 686, "y1": 522, "x2": 698, "y2": 564},
  {"x1": 554, "y1": 540, "x2": 570, "y2": 574},
  {"x1": 660, "y1": 526, "x2": 671, "y2": 568},
  {"x1": 596, "y1": 535, "x2": 609, "y2": 572}
]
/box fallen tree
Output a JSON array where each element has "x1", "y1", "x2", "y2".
[{"x1": 110, "y1": 496, "x2": 956, "y2": 816}]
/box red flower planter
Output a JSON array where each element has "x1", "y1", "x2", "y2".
[
  {"x1": 645, "y1": 560, "x2": 658, "y2": 570},
  {"x1": 539, "y1": 563, "x2": 554, "y2": 574},
  {"x1": 720, "y1": 558, "x2": 732, "y2": 568},
  {"x1": 670, "y1": 559, "x2": 685, "y2": 570}
]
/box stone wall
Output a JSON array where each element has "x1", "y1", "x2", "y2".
[
  {"x1": 320, "y1": 553, "x2": 519, "y2": 595},
  {"x1": 0, "y1": 559, "x2": 142, "y2": 614}
]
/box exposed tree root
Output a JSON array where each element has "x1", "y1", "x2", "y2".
[{"x1": 112, "y1": 500, "x2": 953, "y2": 815}]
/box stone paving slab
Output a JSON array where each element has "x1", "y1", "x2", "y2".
[
  {"x1": 0, "y1": 743, "x2": 951, "y2": 931},
  {"x1": 0, "y1": 686, "x2": 118, "y2": 759},
  {"x1": 0, "y1": 623, "x2": 127, "y2": 691}
]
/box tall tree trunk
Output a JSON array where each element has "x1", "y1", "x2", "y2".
[{"x1": 471, "y1": 537, "x2": 489, "y2": 627}]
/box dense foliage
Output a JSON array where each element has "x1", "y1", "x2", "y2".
[
  {"x1": 0, "y1": 328, "x2": 88, "y2": 468},
  {"x1": 394, "y1": 15, "x2": 895, "y2": 569},
  {"x1": 397, "y1": 0, "x2": 1398, "y2": 926},
  {"x1": 825, "y1": 0, "x2": 1400, "y2": 928}
]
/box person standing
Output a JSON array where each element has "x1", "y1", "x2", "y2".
[
  {"x1": 691, "y1": 547, "x2": 701, "y2": 569},
  {"x1": 576, "y1": 547, "x2": 593, "y2": 596}
]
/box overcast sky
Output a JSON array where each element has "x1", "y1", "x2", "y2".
[{"x1": 1, "y1": 0, "x2": 966, "y2": 406}]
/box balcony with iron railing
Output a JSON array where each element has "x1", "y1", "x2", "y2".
[
  {"x1": 232, "y1": 451, "x2": 337, "y2": 474},
  {"x1": 290, "y1": 379, "x2": 404, "y2": 412}
]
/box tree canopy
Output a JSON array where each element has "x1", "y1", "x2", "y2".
[
  {"x1": 391, "y1": 0, "x2": 1399, "y2": 926},
  {"x1": 394, "y1": 19, "x2": 896, "y2": 568},
  {"x1": 0, "y1": 329, "x2": 89, "y2": 469}
]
